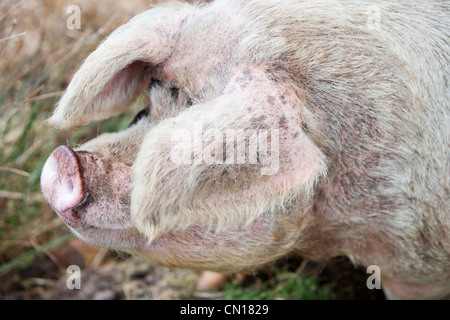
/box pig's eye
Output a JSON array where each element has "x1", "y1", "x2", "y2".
[{"x1": 128, "y1": 107, "x2": 150, "y2": 127}]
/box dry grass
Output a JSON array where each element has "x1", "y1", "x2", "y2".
[{"x1": 0, "y1": 0, "x2": 155, "y2": 278}]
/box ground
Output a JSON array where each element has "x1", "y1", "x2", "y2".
[{"x1": 0, "y1": 239, "x2": 385, "y2": 300}]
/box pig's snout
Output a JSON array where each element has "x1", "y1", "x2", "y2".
[{"x1": 41, "y1": 145, "x2": 84, "y2": 220}]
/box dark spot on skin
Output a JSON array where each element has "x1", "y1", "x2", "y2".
[
  {"x1": 83, "y1": 193, "x2": 95, "y2": 207},
  {"x1": 221, "y1": 168, "x2": 228, "y2": 176},
  {"x1": 236, "y1": 69, "x2": 255, "y2": 87},
  {"x1": 293, "y1": 131, "x2": 300, "y2": 138},
  {"x1": 254, "y1": 115, "x2": 267, "y2": 122},
  {"x1": 278, "y1": 115, "x2": 288, "y2": 129},
  {"x1": 242, "y1": 69, "x2": 254, "y2": 82},
  {"x1": 252, "y1": 115, "x2": 268, "y2": 128},
  {"x1": 170, "y1": 87, "x2": 180, "y2": 97},
  {"x1": 267, "y1": 96, "x2": 275, "y2": 105},
  {"x1": 301, "y1": 122, "x2": 310, "y2": 135},
  {"x1": 280, "y1": 94, "x2": 287, "y2": 105}
]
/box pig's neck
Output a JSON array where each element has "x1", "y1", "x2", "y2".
[{"x1": 295, "y1": 95, "x2": 405, "y2": 264}]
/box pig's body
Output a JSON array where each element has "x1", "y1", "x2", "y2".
[{"x1": 41, "y1": 0, "x2": 449, "y2": 299}]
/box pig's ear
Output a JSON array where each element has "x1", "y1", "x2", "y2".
[
  {"x1": 47, "y1": 4, "x2": 195, "y2": 130},
  {"x1": 130, "y1": 67, "x2": 328, "y2": 243}
]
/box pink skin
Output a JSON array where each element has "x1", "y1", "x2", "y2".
[
  {"x1": 40, "y1": 64, "x2": 304, "y2": 259},
  {"x1": 40, "y1": 146, "x2": 83, "y2": 219},
  {"x1": 40, "y1": 143, "x2": 272, "y2": 256},
  {"x1": 41, "y1": 146, "x2": 136, "y2": 245},
  {"x1": 41, "y1": 144, "x2": 171, "y2": 254},
  {"x1": 39, "y1": 70, "x2": 448, "y2": 298}
]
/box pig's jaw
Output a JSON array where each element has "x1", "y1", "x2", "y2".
[
  {"x1": 65, "y1": 204, "x2": 277, "y2": 270},
  {"x1": 65, "y1": 209, "x2": 273, "y2": 264}
]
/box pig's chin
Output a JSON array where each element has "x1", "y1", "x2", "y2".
[
  {"x1": 59, "y1": 194, "x2": 149, "y2": 250},
  {"x1": 67, "y1": 223, "x2": 149, "y2": 251}
]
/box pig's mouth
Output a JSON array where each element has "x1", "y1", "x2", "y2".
[{"x1": 41, "y1": 145, "x2": 138, "y2": 246}]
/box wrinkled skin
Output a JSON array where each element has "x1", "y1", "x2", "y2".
[{"x1": 41, "y1": 0, "x2": 450, "y2": 299}]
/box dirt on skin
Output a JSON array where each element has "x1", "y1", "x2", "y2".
[{"x1": 0, "y1": 240, "x2": 384, "y2": 300}]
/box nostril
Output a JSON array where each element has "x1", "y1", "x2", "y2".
[{"x1": 41, "y1": 145, "x2": 84, "y2": 215}]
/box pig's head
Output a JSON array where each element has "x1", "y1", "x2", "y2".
[
  {"x1": 41, "y1": 2, "x2": 327, "y2": 272},
  {"x1": 41, "y1": 119, "x2": 153, "y2": 251}
]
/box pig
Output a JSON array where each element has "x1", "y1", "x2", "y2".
[{"x1": 40, "y1": 0, "x2": 449, "y2": 299}]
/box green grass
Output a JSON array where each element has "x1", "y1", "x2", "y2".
[{"x1": 223, "y1": 270, "x2": 337, "y2": 300}]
